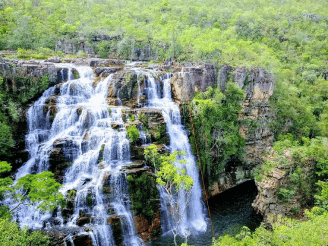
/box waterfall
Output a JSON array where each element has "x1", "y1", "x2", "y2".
[
  {"x1": 4, "y1": 64, "x2": 207, "y2": 245},
  {"x1": 142, "y1": 72, "x2": 207, "y2": 236}
]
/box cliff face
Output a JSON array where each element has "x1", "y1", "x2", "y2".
[
  {"x1": 0, "y1": 58, "x2": 276, "y2": 196},
  {"x1": 170, "y1": 63, "x2": 216, "y2": 104},
  {"x1": 252, "y1": 149, "x2": 315, "y2": 224},
  {"x1": 168, "y1": 64, "x2": 275, "y2": 196},
  {"x1": 0, "y1": 57, "x2": 277, "y2": 242}
]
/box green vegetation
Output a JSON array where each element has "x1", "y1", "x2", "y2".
[
  {"x1": 138, "y1": 113, "x2": 148, "y2": 127},
  {"x1": 1, "y1": 0, "x2": 328, "y2": 244},
  {"x1": 129, "y1": 114, "x2": 135, "y2": 122},
  {"x1": 0, "y1": 0, "x2": 325, "y2": 67},
  {"x1": 87, "y1": 194, "x2": 92, "y2": 208},
  {"x1": 127, "y1": 172, "x2": 159, "y2": 219},
  {"x1": 144, "y1": 144, "x2": 194, "y2": 246},
  {"x1": 67, "y1": 189, "x2": 76, "y2": 198},
  {"x1": 0, "y1": 161, "x2": 66, "y2": 219},
  {"x1": 0, "y1": 218, "x2": 50, "y2": 246},
  {"x1": 149, "y1": 124, "x2": 167, "y2": 144},
  {"x1": 214, "y1": 211, "x2": 328, "y2": 246},
  {"x1": 144, "y1": 144, "x2": 193, "y2": 192},
  {"x1": 0, "y1": 74, "x2": 52, "y2": 162},
  {"x1": 254, "y1": 136, "x2": 328, "y2": 205},
  {"x1": 184, "y1": 83, "x2": 245, "y2": 185},
  {"x1": 222, "y1": 136, "x2": 328, "y2": 245},
  {"x1": 14, "y1": 47, "x2": 57, "y2": 60},
  {"x1": 127, "y1": 125, "x2": 139, "y2": 143},
  {"x1": 97, "y1": 144, "x2": 105, "y2": 163}
]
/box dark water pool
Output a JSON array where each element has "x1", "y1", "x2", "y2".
[{"x1": 147, "y1": 180, "x2": 261, "y2": 246}]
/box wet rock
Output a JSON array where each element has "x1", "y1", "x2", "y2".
[
  {"x1": 71, "y1": 233, "x2": 93, "y2": 246},
  {"x1": 110, "y1": 122, "x2": 121, "y2": 130},
  {"x1": 89, "y1": 58, "x2": 125, "y2": 67},
  {"x1": 94, "y1": 67, "x2": 122, "y2": 77},
  {"x1": 107, "y1": 70, "x2": 139, "y2": 107},
  {"x1": 107, "y1": 215, "x2": 123, "y2": 246},
  {"x1": 45, "y1": 57, "x2": 63, "y2": 63},
  {"x1": 45, "y1": 227, "x2": 94, "y2": 246},
  {"x1": 44, "y1": 230, "x2": 66, "y2": 246},
  {"x1": 123, "y1": 167, "x2": 151, "y2": 175},
  {"x1": 124, "y1": 120, "x2": 143, "y2": 129},
  {"x1": 123, "y1": 160, "x2": 146, "y2": 169},
  {"x1": 48, "y1": 148, "x2": 71, "y2": 183},
  {"x1": 130, "y1": 144, "x2": 169, "y2": 161},
  {"x1": 77, "y1": 215, "x2": 91, "y2": 226},
  {"x1": 134, "y1": 212, "x2": 161, "y2": 242}
]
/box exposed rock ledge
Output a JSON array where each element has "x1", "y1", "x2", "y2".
[
  {"x1": 0, "y1": 57, "x2": 277, "y2": 224},
  {"x1": 205, "y1": 65, "x2": 275, "y2": 197}
]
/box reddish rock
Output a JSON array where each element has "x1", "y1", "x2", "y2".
[{"x1": 134, "y1": 212, "x2": 161, "y2": 242}]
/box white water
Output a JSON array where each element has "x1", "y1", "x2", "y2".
[
  {"x1": 3, "y1": 65, "x2": 207, "y2": 245},
  {"x1": 5, "y1": 64, "x2": 142, "y2": 246},
  {"x1": 142, "y1": 72, "x2": 207, "y2": 236}
]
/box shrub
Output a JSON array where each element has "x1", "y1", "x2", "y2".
[
  {"x1": 0, "y1": 219, "x2": 50, "y2": 246},
  {"x1": 127, "y1": 125, "x2": 139, "y2": 143},
  {"x1": 278, "y1": 188, "x2": 295, "y2": 202}
]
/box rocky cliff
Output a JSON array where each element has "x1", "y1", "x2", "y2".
[
  {"x1": 168, "y1": 63, "x2": 275, "y2": 196},
  {"x1": 252, "y1": 148, "x2": 315, "y2": 224},
  {"x1": 0, "y1": 57, "x2": 277, "y2": 242}
]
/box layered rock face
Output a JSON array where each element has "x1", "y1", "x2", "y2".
[
  {"x1": 170, "y1": 63, "x2": 216, "y2": 104},
  {"x1": 168, "y1": 63, "x2": 275, "y2": 196},
  {"x1": 1, "y1": 57, "x2": 278, "y2": 242},
  {"x1": 252, "y1": 149, "x2": 315, "y2": 223}
]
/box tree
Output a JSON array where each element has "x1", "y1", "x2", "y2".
[
  {"x1": 0, "y1": 161, "x2": 66, "y2": 219},
  {"x1": 144, "y1": 144, "x2": 193, "y2": 246},
  {"x1": 0, "y1": 218, "x2": 50, "y2": 246}
]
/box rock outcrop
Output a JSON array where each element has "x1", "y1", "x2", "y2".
[
  {"x1": 170, "y1": 63, "x2": 216, "y2": 104},
  {"x1": 170, "y1": 65, "x2": 275, "y2": 197},
  {"x1": 252, "y1": 149, "x2": 315, "y2": 224},
  {"x1": 0, "y1": 57, "x2": 279, "y2": 242}
]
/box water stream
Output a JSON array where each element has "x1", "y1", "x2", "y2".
[{"x1": 3, "y1": 64, "x2": 211, "y2": 245}]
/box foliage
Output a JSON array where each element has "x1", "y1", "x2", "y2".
[
  {"x1": 144, "y1": 144, "x2": 194, "y2": 245},
  {"x1": 0, "y1": 218, "x2": 50, "y2": 246},
  {"x1": 14, "y1": 47, "x2": 56, "y2": 60},
  {"x1": 253, "y1": 160, "x2": 279, "y2": 182},
  {"x1": 127, "y1": 173, "x2": 159, "y2": 219},
  {"x1": 0, "y1": 123, "x2": 14, "y2": 157},
  {"x1": 144, "y1": 144, "x2": 193, "y2": 192},
  {"x1": 0, "y1": 161, "x2": 12, "y2": 176},
  {"x1": 0, "y1": 73, "x2": 52, "y2": 161},
  {"x1": 149, "y1": 124, "x2": 167, "y2": 144},
  {"x1": 278, "y1": 188, "x2": 295, "y2": 202},
  {"x1": 0, "y1": 162, "x2": 65, "y2": 218},
  {"x1": 129, "y1": 114, "x2": 135, "y2": 121},
  {"x1": 185, "y1": 83, "x2": 245, "y2": 185},
  {"x1": 254, "y1": 136, "x2": 328, "y2": 208},
  {"x1": 138, "y1": 113, "x2": 148, "y2": 127},
  {"x1": 213, "y1": 211, "x2": 328, "y2": 246},
  {"x1": 67, "y1": 189, "x2": 76, "y2": 198},
  {"x1": 127, "y1": 125, "x2": 139, "y2": 143},
  {"x1": 13, "y1": 171, "x2": 66, "y2": 211}
]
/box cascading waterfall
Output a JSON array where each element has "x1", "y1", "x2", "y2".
[
  {"x1": 141, "y1": 72, "x2": 208, "y2": 236},
  {"x1": 4, "y1": 64, "x2": 207, "y2": 245},
  {"x1": 5, "y1": 64, "x2": 142, "y2": 246}
]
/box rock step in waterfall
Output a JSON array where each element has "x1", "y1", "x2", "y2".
[{"x1": 3, "y1": 63, "x2": 207, "y2": 245}]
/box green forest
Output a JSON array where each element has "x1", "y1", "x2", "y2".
[{"x1": 1, "y1": 0, "x2": 328, "y2": 245}]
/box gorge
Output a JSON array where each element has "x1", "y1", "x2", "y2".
[{"x1": 0, "y1": 57, "x2": 274, "y2": 245}]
